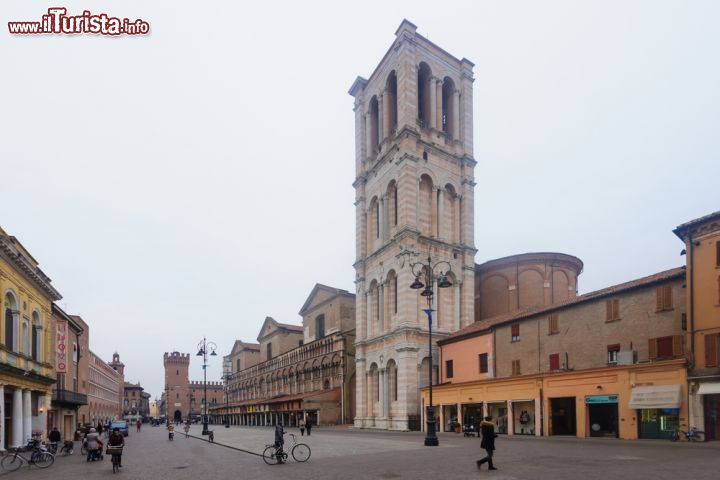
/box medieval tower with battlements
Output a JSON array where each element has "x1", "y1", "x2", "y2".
[
  {"x1": 350, "y1": 20, "x2": 476, "y2": 430},
  {"x1": 163, "y1": 351, "x2": 190, "y2": 422}
]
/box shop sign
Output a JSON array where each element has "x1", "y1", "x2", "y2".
[
  {"x1": 55, "y1": 319, "x2": 68, "y2": 373},
  {"x1": 629, "y1": 385, "x2": 681, "y2": 409},
  {"x1": 585, "y1": 395, "x2": 618, "y2": 404}
]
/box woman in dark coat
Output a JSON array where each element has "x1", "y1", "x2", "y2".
[{"x1": 477, "y1": 416, "x2": 498, "y2": 470}]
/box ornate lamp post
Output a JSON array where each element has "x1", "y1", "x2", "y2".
[
  {"x1": 196, "y1": 337, "x2": 217, "y2": 435},
  {"x1": 223, "y1": 357, "x2": 231, "y2": 428},
  {"x1": 409, "y1": 254, "x2": 452, "y2": 446}
]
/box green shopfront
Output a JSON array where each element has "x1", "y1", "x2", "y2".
[{"x1": 630, "y1": 385, "x2": 682, "y2": 440}]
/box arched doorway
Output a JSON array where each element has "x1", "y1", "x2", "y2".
[{"x1": 173, "y1": 410, "x2": 182, "y2": 423}]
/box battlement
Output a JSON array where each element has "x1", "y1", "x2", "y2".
[
  {"x1": 163, "y1": 351, "x2": 190, "y2": 365},
  {"x1": 189, "y1": 380, "x2": 224, "y2": 388}
]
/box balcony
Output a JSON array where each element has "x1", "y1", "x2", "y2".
[{"x1": 52, "y1": 389, "x2": 88, "y2": 406}]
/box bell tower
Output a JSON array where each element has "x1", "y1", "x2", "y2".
[{"x1": 350, "y1": 20, "x2": 476, "y2": 431}]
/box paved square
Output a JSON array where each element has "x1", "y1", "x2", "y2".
[{"x1": 7, "y1": 425, "x2": 718, "y2": 480}]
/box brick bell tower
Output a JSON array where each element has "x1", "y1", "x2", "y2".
[
  {"x1": 163, "y1": 351, "x2": 190, "y2": 422},
  {"x1": 349, "y1": 20, "x2": 476, "y2": 431}
]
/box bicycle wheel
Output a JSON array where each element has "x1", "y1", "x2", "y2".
[
  {"x1": 691, "y1": 431, "x2": 705, "y2": 442},
  {"x1": 33, "y1": 452, "x2": 55, "y2": 469},
  {"x1": 1, "y1": 455, "x2": 23, "y2": 472},
  {"x1": 262, "y1": 445, "x2": 279, "y2": 465},
  {"x1": 112, "y1": 455, "x2": 119, "y2": 473},
  {"x1": 292, "y1": 443, "x2": 311, "y2": 462},
  {"x1": 81, "y1": 445, "x2": 88, "y2": 455},
  {"x1": 669, "y1": 431, "x2": 680, "y2": 442}
]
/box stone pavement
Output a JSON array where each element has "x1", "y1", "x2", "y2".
[{"x1": 3, "y1": 424, "x2": 718, "y2": 480}]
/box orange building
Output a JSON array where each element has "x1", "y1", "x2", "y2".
[
  {"x1": 426, "y1": 267, "x2": 689, "y2": 440},
  {"x1": 674, "y1": 211, "x2": 720, "y2": 440}
]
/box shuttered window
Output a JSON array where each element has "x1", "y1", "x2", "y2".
[
  {"x1": 511, "y1": 360, "x2": 521, "y2": 376},
  {"x1": 548, "y1": 314, "x2": 559, "y2": 334},
  {"x1": 479, "y1": 353, "x2": 488, "y2": 374},
  {"x1": 606, "y1": 299, "x2": 620, "y2": 322},
  {"x1": 649, "y1": 335, "x2": 684, "y2": 360},
  {"x1": 445, "y1": 360, "x2": 454, "y2": 379},
  {"x1": 549, "y1": 353, "x2": 560, "y2": 371},
  {"x1": 511, "y1": 323, "x2": 520, "y2": 342},
  {"x1": 656, "y1": 285, "x2": 673, "y2": 311},
  {"x1": 705, "y1": 333, "x2": 719, "y2": 368}
]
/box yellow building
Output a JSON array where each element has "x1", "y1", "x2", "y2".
[{"x1": 0, "y1": 227, "x2": 62, "y2": 449}]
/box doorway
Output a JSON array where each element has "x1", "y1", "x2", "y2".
[
  {"x1": 550, "y1": 397, "x2": 576, "y2": 435},
  {"x1": 173, "y1": 410, "x2": 182, "y2": 423},
  {"x1": 587, "y1": 403, "x2": 618, "y2": 438},
  {"x1": 703, "y1": 394, "x2": 720, "y2": 441}
]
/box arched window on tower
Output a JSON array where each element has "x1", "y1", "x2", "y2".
[
  {"x1": 418, "y1": 175, "x2": 434, "y2": 237},
  {"x1": 368, "y1": 96, "x2": 379, "y2": 155},
  {"x1": 444, "y1": 184, "x2": 459, "y2": 244},
  {"x1": 417, "y1": 62, "x2": 432, "y2": 127},
  {"x1": 387, "y1": 180, "x2": 398, "y2": 229},
  {"x1": 442, "y1": 77, "x2": 458, "y2": 138},
  {"x1": 385, "y1": 71, "x2": 398, "y2": 134}
]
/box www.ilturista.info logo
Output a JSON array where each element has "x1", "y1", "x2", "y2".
[{"x1": 8, "y1": 7, "x2": 150, "y2": 35}]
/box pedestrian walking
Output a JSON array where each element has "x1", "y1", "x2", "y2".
[
  {"x1": 96, "y1": 422, "x2": 103, "y2": 438},
  {"x1": 136, "y1": 419, "x2": 142, "y2": 432},
  {"x1": 299, "y1": 418, "x2": 305, "y2": 436},
  {"x1": 476, "y1": 416, "x2": 498, "y2": 471},
  {"x1": 305, "y1": 416, "x2": 312, "y2": 436}
]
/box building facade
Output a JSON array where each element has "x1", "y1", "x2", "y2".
[
  {"x1": 674, "y1": 211, "x2": 720, "y2": 440},
  {"x1": 350, "y1": 19, "x2": 477, "y2": 431},
  {"x1": 48, "y1": 305, "x2": 87, "y2": 441},
  {"x1": 0, "y1": 227, "x2": 61, "y2": 449},
  {"x1": 86, "y1": 351, "x2": 124, "y2": 425},
  {"x1": 426, "y1": 267, "x2": 688, "y2": 440},
  {"x1": 123, "y1": 382, "x2": 150, "y2": 422},
  {"x1": 211, "y1": 284, "x2": 356, "y2": 426}
]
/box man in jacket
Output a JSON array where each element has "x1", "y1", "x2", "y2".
[
  {"x1": 108, "y1": 427, "x2": 125, "y2": 468},
  {"x1": 477, "y1": 416, "x2": 498, "y2": 470}
]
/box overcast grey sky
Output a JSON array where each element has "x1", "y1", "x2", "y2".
[{"x1": 1, "y1": 1, "x2": 718, "y2": 400}]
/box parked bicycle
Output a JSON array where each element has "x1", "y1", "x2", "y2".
[
  {"x1": 59, "y1": 441, "x2": 75, "y2": 456},
  {"x1": 670, "y1": 425, "x2": 705, "y2": 442},
  {"x1": 262, "y1": 433, "x2": 311, "y2": 465},
  {"x1": 1, "y1": 439, "x2": 54, "y2": 471}
]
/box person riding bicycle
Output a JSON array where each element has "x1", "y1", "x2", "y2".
[
  {"x1": 274, "y1": 421, "x2": 285, "y2": 463},
  {"x1": 108, "y1": 427, "x2": 124, "y2": 468},
  {"x1": 168, "y1": 423, "x2": 175, "y2": 440}
]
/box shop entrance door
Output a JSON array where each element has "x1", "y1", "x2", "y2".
[
  {"x1": 704, "y1": 394, "x2": 720, "y2": 441},
  {"x1": 588, "y1": 404, "x2": 618, "y2": 437},
  {"x1": 550, "y1": 397, "x2": 576, "y2": 436}
]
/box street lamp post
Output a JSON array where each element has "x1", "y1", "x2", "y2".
[
  {"x1": 196, "y1": 337, "x2": 217, "y2": 435},
  {"x1": 409, "y1": 254, "x2": 453, "y2": 447}
]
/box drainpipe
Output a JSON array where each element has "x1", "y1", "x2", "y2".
[{"x1": 688, "y1": 231, "x2": 695, "y2": 357}]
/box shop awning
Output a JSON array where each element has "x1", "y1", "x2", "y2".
[
  {"x1": 697, "y1": 382, "x2": 720, "y2": 395},
  {"x1": 628, "y1": 385, "x2": 681, "y2": 409}
]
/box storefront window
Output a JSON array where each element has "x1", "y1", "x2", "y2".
[
  {"x1": 513, "y1": 401, "x2": 535, "y2": 435},
  {"x1": 487, "y1": 403, "x2": 508, "y2": 434},
  {"x1": 638, "y1": 408, "x2": 679, "y2": 439},
  {"x1": 462, "y1": 403, "x2": 483, "y2": 435},
  {"x1": 442, "y1": 405, "x2": 458, "y2": 432}
]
